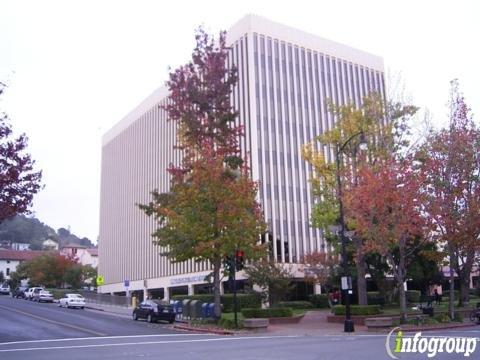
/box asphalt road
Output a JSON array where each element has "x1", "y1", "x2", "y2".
[
  {"x1": 1, "y1": 295, "x2": 479, "y2": 360},
  {"x1": 0, "y1": 295, "x2": 178, "y2": 342}
]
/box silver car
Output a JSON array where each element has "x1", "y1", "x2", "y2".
[{"x1": 33, "y1": 290, "x2": 54, "y2": 303}]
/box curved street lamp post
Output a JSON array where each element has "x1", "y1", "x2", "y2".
[{"x1": 335, "y1": 131, "x2": 367, "y2": 333}]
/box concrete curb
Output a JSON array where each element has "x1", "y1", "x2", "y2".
[
  {"x1": 401, "y1": 323, "x2": 479, "y2": 333},
  {"x1": 173, "y1": 324, "x2": 234, "y2": 336}
]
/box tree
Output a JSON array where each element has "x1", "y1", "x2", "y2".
[
  {"x1": 0, "y1": 270, "x2": 4, "y2": 284},
  {"x1": 344, "y1": 158, "x2": 427, "y2": 323},
  {"x1": 64, "y1": 264, "x2": 83, "y2": 289},
  {"x1": 244, "y1": 259, "x2": 294, "y2": 306},
  {"x1": 0, "y1": 83, "x2": 42, "y2": 223},
  {"x1": 301, "y1": 251, "x2": 340, "y2": 294},
  {"x1": 140, "y1": 29, "x2": 266, "y2": 318},
  {"x1": 417, "y1": 80, "x2": 480, "y2": 315},
  {"x1": 302, "y1": 93, "x2": 417, "y2": 305}
]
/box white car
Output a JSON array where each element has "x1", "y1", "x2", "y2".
[
  {"x1": 25, "y1": 287, "x2": 44, "y2": 300},
  {"x1": 58, "y1": 293, "x2": 86, "y2": 309},
  {"x1": 0, "y1": 283, "x2": 10, "y2": 295}
]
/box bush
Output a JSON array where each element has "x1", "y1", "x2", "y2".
[
  {"x1": 434, "y1": 314, "x2": 451, "y2": 323},
  {"x1": 333, "y1": 305, "x2": 382, "y2": 316},
  {"x1": 453, "y1": 311, "x2": 464, "y2": 322},
  {"x1": 276, "y1": 301, "x2": 313, "y2": 309},
  {"x1": 218, "y1": 313, "x2": 244, "y2": 329},
  {"x1": 48, "y1": 288, "x2": 70, "y2": 300},
  {"x1": 309, "y1": 294, "x2": 329, "y2": 308},
  {"x1": 171, "y1": 293, "x2": 261, "y2": 312},
  {"x1": 442, "y1": 290, "x2": 460, "y2": 300},
  {"x1": 241, "y1": 307, "x2": 293, "y2": 318},
  {"x1": 367, "y1": 292, "x2": 386, "y2": 307},
  {"x1": 405, "y1": 290, "x2": 421, "y2": 303}
]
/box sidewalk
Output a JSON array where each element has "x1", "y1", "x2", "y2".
[{"x1": 267, "y1": 310, "x2": 369, "y2": 336}]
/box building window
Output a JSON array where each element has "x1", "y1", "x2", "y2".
[
  {"x1": 6, "y1": 268, "x2": 10, "y2": 276},
  {"x1": 6, "y1": 260, "x2": 10, "y2": 264}
]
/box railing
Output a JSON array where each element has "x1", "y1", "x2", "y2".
[{"x1": 79, "y1": 290, "x2": 130, "y2": 308}]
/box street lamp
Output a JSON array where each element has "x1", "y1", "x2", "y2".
[{"x1": 335, "y1": 131, "x2": 367, "y2": 333}]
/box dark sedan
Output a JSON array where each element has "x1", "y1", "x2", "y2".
[
  {"x1": 132, "y1": 300, "x2": 175, "y2": 323},
  {"x1": 11, "y1": 286, "x2": 28, "y2": 299}
]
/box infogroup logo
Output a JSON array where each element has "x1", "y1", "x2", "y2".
[{"x1": 385, "y1": 327, "x2": 478, "y2": 358}]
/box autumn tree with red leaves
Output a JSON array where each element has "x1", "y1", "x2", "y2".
[
  {"x1": 416, "y1": 81, "x2": 480, "y2": 316},
  {"x1": 344, "y1": 158, "x2": 427, "y2": 323},
  {"x1": 0, "y1": 83, "x2": 42, "y2": 222},
  {"x1": 301, "y1": 251, "x2": 340, "y2": 293},
  {"x1": 140, "y1": 30, "x2": 266, "y2": 318}
]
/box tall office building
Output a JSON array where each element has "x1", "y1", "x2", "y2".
[{"x1": 99, "y1": 14, "x2": 384, "y2": 298}]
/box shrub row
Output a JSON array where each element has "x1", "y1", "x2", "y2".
[
  {"x1": 241, "y1": 307, "x2": 293, "y2": 318},
  {"x1": 405, "y1": 290, "x2": 421, "y2": 303},
  {"x1": 309, "y1": 294, "x2": 329, "y2": 308},
  {"x1": 171, "y1": 293, "x2": 261, "y2": 312},
  {"x1": 275, "y1": 301, "x2": 313, "y2": 309},
  {"x1": 333, "y1": 305, "x2": 382, "y2": 316}
]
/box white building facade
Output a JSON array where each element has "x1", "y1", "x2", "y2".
[{"x1": 99, "y1": 14, "x2": 385, "y2": 299}]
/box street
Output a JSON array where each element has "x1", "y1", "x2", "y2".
[{"x1": 2, "y1": 296, "x2": 480, "y2": 359}]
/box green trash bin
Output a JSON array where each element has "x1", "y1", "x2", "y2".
[
  {"x1": 189, "y1": 300, "x2": 204, "y2": 319},
  {"x1": 182, "y1": 299, "x2": 192, "y2": 319}
]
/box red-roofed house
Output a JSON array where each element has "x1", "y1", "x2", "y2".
[
  {"x1": 60, "y1": 245, "x2": 98, "y2": 268},
  {"x1": 0, "y1": 249, "x2": 55, "y2": 280}
]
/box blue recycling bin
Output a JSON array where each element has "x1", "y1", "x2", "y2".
[
  {"x1": 172, "y1": 300, "x2": 182, "y2": 314},
  {"x1": 201, "y1": 303, "x2": 209, "y2": 318},
  {"x1": 207, "y1": 303, "x2": 215, "y2": 318}
]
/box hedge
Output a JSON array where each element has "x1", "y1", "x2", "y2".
[
  {"x1": 442, "y1": 290, "x2": 460, "y2": 300},
  {"x1": 333, "y1": 305, "x2": 382, "y2": 316},
  {"x1": 276, "y1": 301, "x2": 313, "y2": 309},
  {"x1": 309, "y1": 294, "x2": 329, "y2": 308},
  {"x1": 405, "y1": 290, "x2": 421, "y2": 303},
  {"x1": 241, "y1": 307, "x2": 294, "y2": 318},
  {"x1": 171, "y1": 293, "x2": 261, "y2": 312}
]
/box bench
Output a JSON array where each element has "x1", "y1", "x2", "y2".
[
  {"x1": 243, "y1": 318, "x2": 269, "y2": 333},
  {"x1": 365, "y1": 317, "x2": 393, "y2": 331}
]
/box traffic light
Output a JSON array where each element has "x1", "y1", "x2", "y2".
[
  {"x1": 223, "y1": 256, "x2": 235, "y2": 276},
  {"x1": 235, "y1": 250, "x2": 245, "y2": 271}
]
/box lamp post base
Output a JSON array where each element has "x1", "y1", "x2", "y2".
[{"x1": 344, "y1": 319, "x2": 355, "y2": 333}]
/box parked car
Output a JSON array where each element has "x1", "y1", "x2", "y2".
[
  {"x1": 25, "y1": 287, "x2": 44, "y2": 300},
  {"x1": 33, "y1": 290, "x2": 54, "y2": 303},
  {"x1": 0, "y1": 283, "x2": 10, "y2": 295},
  {"x1": 11, "y1": 286, "x2": 28, "y2": 298},
  {"x1": 132, "y1": 300, "x2": 175, "y2": 323},
  {"x1": 58, "y1": 293, "x2": 85, "y2": 309}
]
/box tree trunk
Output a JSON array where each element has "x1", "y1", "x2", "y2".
[
  {"x1": 212, "y1": 257, "x2": 222, "y2": 318},
  {"x1": 457, "y1": 249, "x2": 475, "y2": 307},
  {"x1": 356, "y1": 250, "x2": 368, "y2": 305},
  {"x1": 398, "y1": 281, "x2": 407, "y2": 324},
  {"x1": 448, "y1": 247, "x2": 455, "y2": 320}
]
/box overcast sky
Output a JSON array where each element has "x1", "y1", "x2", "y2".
[{"x1": 0, "y1": 0, "x2": 478, "y2": 242}]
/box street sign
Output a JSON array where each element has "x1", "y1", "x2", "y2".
[
  {"x1": 96, "y1": 275, "x2": 105, "y2": 286},
  {"x1": 341, "y1": 276, "x2": 352, "y2": 290},
  {"x1": 124, "y1": 279, "x2": 130, "y2": 288}
]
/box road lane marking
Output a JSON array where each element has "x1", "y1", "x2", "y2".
[
  {"x1": 0, "y1": 335, "x2": 300, "y2": 352},
  {"x1": 0, "y1": 333, "x2": 214, "y2": 346},
  {"x1": 0, "y1": 305, "x2": 107, "y2": 337}
]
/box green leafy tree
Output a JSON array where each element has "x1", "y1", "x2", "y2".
[
  {"x1": 244, "y1": 259, "x2": 294, "y2": 307},
  {"x1": 0, "y1": 270, "x2": 4, "y2": 284},
  {"x1": 302, "y1": 92, "x2": 417, "y2": 305},
  {"x1": 140, "y1": 29, "x2": 266, "y2": 318},
  {"x1": 64, "y1": 265, "x2": 83, "y2": 289}
]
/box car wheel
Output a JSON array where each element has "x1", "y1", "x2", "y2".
[
  {"x1": 80, "y1": 307, "x2": 84, "y2": 310},
  {"x1": 132, "y1": 312, "x2": 138, "y2": 321},
  {"x1": 169, "y1": 319, "x2": 174, "y2": 324},
  {"x1": 147, "y1": 314, "x2": 154, "y2": 323},
  {"x1": 66, "y1": 303, "x2": 70, "y2": 309}
]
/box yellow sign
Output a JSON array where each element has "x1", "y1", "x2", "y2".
[{"x1": 96, "y1": 275, "x2": 105, "y2": 286}]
